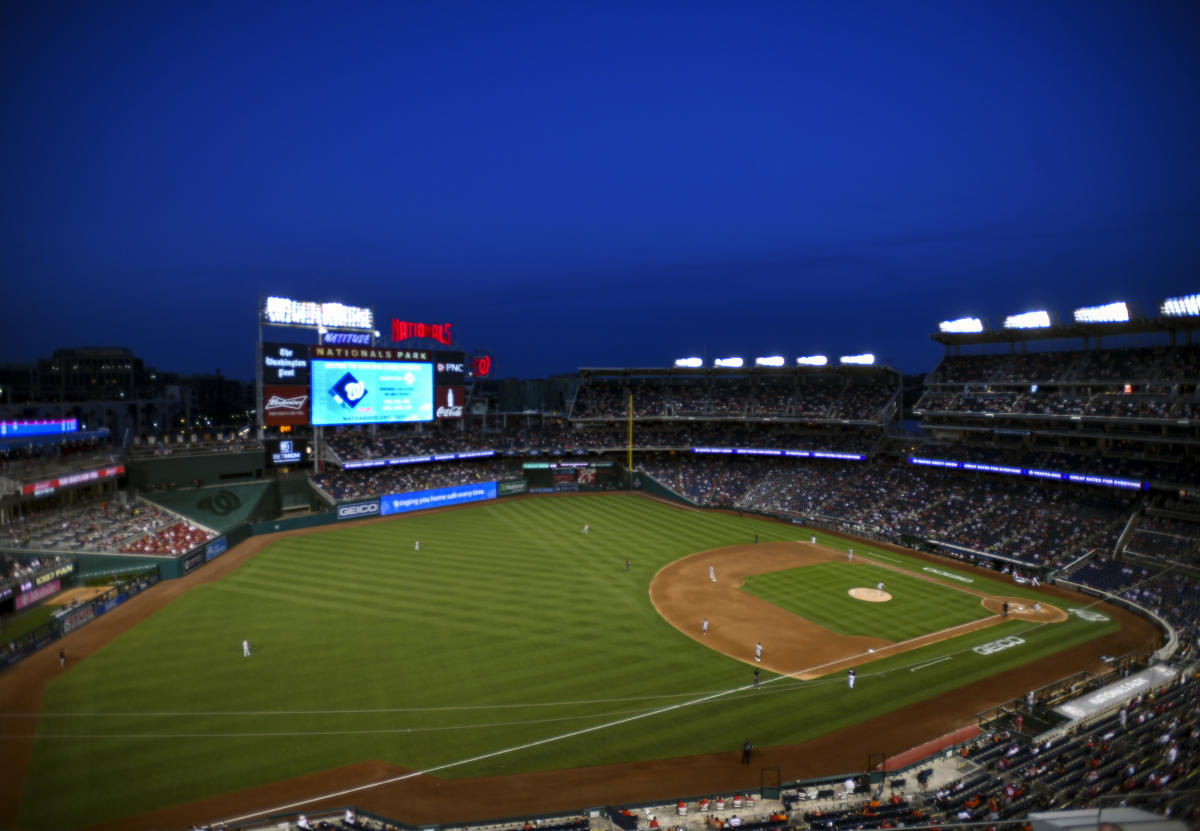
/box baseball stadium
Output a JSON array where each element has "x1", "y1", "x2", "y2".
[{"x1": 1, "y1": 294, "x2": 1199, "y2": 831}]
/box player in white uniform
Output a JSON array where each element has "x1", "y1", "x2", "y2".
[
  {"x1": 709, "y1": 565, "x2": 716, "y2": 582},
  {"x1": 848, "y1": 667, "x2": 856, "y2": 689},
  {"x1": 702, "y1": 618, "x2": 709, "y2": 635},
  {"x1": 582, "y1": 524, "x2": 589, "y2": 534},
  {"x1": 754, "y1": 642, "x2": 763, "y2": 662},
  {"x1": 414, "y1": 540, "x2": 420, "y2": 552},
  {"x1": 242, "y1": 639, "x2": 251, "y2": 658}
]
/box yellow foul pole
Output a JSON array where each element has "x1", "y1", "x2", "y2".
[{"x1": 627, "y1": 392, "x2": 633, "y2": 479}]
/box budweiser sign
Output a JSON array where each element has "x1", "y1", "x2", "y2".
[
  {"x1": 263, "y1": 385, "x2": 311, "y2": 426},
  {"x1": 266, "y1": 393, "x2": 307, "y2": 410},
  {"x1": 435, "y1": 386, "x2": 465, "y2": 419}
]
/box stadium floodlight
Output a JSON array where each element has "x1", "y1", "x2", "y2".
[
  {"x1": 754, "y1": 356, "x2": 785, "y2": 367},
  {"x1": 1002, "y1": 310, "x2": 1052, "y2": 330},
  {"x1": 938, "y1": 317, "x2": 984, "y2": 334},
  {"x1": 796, "y1": 355, "x2": 828, "y2": 366},
  {"x1": 673, "y1": 357, "x2": 703, "y2": 368},
  {"x1": 1073, "y1": 301, "x2": 1130, "y2": 324},
  {"x1": 839, "y1": 353, "x2": 875, "y2": 365},
  {"x1": 1160, "y1": 293, "x2": 1200, "y2": 318},
  {"x1": 713, "y1": 356, "x2": 744, "y2": 368}
]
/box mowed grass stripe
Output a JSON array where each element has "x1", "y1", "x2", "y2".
[{"x1": 22, "y1": 493, "x2": 1120, "y2": 829}]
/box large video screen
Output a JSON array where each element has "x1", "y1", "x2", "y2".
[{"x1": 310, "y1": 359, "x2": 434, "y2": 425}]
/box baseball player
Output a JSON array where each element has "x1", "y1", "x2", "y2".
[
  {"x1": 709, "y1": 564, "x2": 716, "y2": 582},
  {"x1": 242, "y1": 639, "x2": 251, "y2": 658},
  {"x1": 848, "y1": 548, "x2": 854, "y2": 563},
  {"x1": 414, "y1": 540, "x2": 420, "y2": 552},
  {"x1": 848, "y1": 667, "x2": 856, "y2": 689},
  {"x1": 753, "y1": 668, "x2": 760, "y2": 689},
  {"x1": 702, "y1": 618, "x2": 709, "y2": 635},
  {"x1": 582, "y1": 524, "x2": 589, "y2": 535},
  {"x1": 754, "y1": 642, "x2": 763, "y2": 662},
  {"x1": 876, "y1": 580, "x2": 884, "y2": 592},
  {"x1": 811, "y1": 534, "x2": 817, "y2": 544}
]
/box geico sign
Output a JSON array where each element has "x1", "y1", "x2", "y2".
[
  {"x1": 972, "y1": 635, "x2": 1026, "y2": 656},
  {"x1": 338, "y1": 502, "x2": 379, "y2": 519}
]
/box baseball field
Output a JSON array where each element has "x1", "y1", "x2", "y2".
[{"x1": 5, "y1": 492, "x2": 1155, "y2": 829}]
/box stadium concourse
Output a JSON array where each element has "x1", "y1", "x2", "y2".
[{"x1": 2, "y1": 336, "x2": 1200, "y2": 827}]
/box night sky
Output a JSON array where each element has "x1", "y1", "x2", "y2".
[{"x1": 3, "y1": 1, "x2": 1198, "y2": 380}]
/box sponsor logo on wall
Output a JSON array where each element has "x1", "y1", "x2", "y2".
[
  {"x1": 337, "y1": 500, "x2": 381, "y2": 520},
  {"x1": 435, "y1": 386, "x2": 465, "y2": 419},
  {"x1": 264, "y1": 384, "x2": 311, "y2": 426}
]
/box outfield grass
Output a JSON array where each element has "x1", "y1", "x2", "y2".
[{"x1": 21, "y1": 494, "x2": 1120, "y2": 828}]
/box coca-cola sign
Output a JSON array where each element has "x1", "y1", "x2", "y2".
[{"x1": 435, "y1": 386, "x2": 465, "y2": 419}]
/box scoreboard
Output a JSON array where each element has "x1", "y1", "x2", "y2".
[{"x1": 522, "y1": 461, "x2": 622, "y2": 492}]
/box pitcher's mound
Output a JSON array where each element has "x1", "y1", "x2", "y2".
[{"x1": 850, "y1": 587, "x2": 891, "y2": 602}]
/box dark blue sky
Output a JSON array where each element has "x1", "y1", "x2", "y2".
[{"x1": 3, "y1": 1, "x2": 1198, "y2": 379}]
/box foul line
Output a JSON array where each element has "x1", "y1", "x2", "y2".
[
  {"x1": 910, "y1": 656, "x2": 952, "y2": 672},
  {"x1": 215, "y1": 680, "x2": 759, "y2": 827}
]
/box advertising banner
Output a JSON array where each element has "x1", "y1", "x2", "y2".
[
  {"x1": 182, "y1": 551, "x2": 204, "y2": 574},
  {"x1": 434, "y1": 386, "x2": 465, "y2": 419},
  {"x1": 205, "y1": 536, "x2": 228, "y2": 562},
  {"x1": 337, "y1": 500, "x2": 381, "y2": 520},
  {"x1": 380, "y1": 482, "x2": 497, "y2": 516},
  {"x1": 262, "y1": 342, "x2": 310, "y2": 384},
  {"x1": 497, "y1": 479, "x2": 529, "y2": 497},
  {"x1": 58, "y1": 603, "x2": 97, "y2": 635},
  {"x1": 22, "y1": 465, "x2": 125, "y2": 497},
  {"x1": 434, "y1": 351, "x2": 467, "y2": 384},
  {"x1": 15, "y1": 579, "x2": 60, "y2": 611},
  {"x1": 263, "y1": 385, "x2": 310, "y2": 426},
  {"x1": 264, "y1": 438, "x2": 304, "y2": 467}
]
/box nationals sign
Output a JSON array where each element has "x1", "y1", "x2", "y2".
[{"x1": 391, "y1": 319, "x2": 452, "y2": 345}]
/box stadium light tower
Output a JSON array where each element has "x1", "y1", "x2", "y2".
[
  {"x1": 1072, "y1": 301, "x2": 1130, "y2": 324},
  {"x1": 713, "y1": 357, "x2": 744, "y2": 368},
  {"x1": 1002, "y1": 309, "x2": 1053, "y2": 330},
  {"x1": 938, "y1": 317, "x2": 985, "y2": 334},
  {"x1": 1160, "y1": 292, "x2": 1200, "y2": 317},
  {"x1": 796, "y1": 355, "x2": 828, "y2": 366}
]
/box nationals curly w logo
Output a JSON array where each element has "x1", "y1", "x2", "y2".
[{"x1": 198, "y1": 490, "x2": 241, "y2": 516}]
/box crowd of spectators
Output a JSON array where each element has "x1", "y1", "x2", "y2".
[
  {"x1": 0, "y1": 552, "x2": 71, "y2": 589},
  {"x1": 0, "y1": 440, "x2": 118, "y2": 496},
  {"x1": 916, "y1": 388, "x2": 1183, "y2": 421},
  {"x1": 927, "y1": 344, "x2": 1200, "y2": 386},
  {"x1": 915, "y1": 674, "x2": 1200, "y2": 828},
  {"x1": 125, "y1": 432, "x2": 260, "y2": 458},
  {"x1": 119, "y1": 521, "x2": 214, "y2": 555},
  {"x1": 0, "y1": 498, "x2": 199, "y2": 554},
  {"x1": 570, "y1": 373, "x2": 896, "y2": 421},
  {"x1": 324, "y1": 422, "x2": 880, "y2": 462},
  {"x1": 909, "y1": 440, "x2": 1197, "y2": 489},
  {"x1": 313, "y1": 459, "x2": 516, "y2": 502},
  {"x1": 638, "y1": 456, "x2": 1134, "y2": 568}
]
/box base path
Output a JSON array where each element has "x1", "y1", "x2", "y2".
[{"x1": 650, "y1": 541, "x2": 1066, "y2": 679}]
